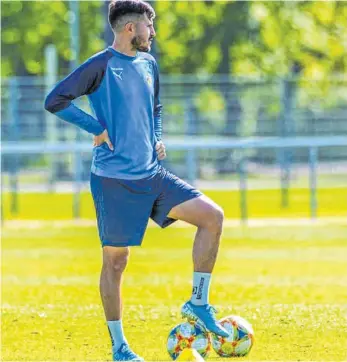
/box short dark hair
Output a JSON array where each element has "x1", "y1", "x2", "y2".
[{"x1": 108, "y1": 0, "x2": 155, "y2": 32}]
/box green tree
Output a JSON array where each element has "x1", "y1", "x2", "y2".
[
  {"x1": 233, "y1": 1, "x2": 347, "y2": 77},
  {"x1": 1, "y1": 1, "x2": 104, "y2": 76},
  {"x1": 154, "y1": 1, "x2": 346, "y2": 77},
  {"x1": 2, "y1": 1, "x2": 346, "y2": 77},
  {"x1": 155, "y1": 1, "x2": 229, "y2": 74}
]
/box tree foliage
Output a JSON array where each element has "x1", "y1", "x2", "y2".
[
  {"x1": 2, "y1": 1, "x2": 346, "y2": 77},
  {"x1": 1, "y1": 1, "x2": 104, "y2": 76},
  {"x1": 233, "y1": 1, "x2": 347, "y2": 77},
  {"x1": 155, "y1": 1, "x2": 347, "y2": 77}
]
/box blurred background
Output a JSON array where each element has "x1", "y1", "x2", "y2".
[
  {"x1": 2, "y1": 2, "x2": 347, "y2": 361},
  {"x1": 1, "y1": 0, "x2": 347, "y2": 220}
]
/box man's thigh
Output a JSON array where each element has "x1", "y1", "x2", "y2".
[
  {"x1": 150, "y1": 167, "x2": 202, "y2": 228},
  {"x1": 90, "y1": 172, "x2": 156, "y2": 247},
  {"x1": 167, "y1": 194, "x2": 223, "y2": 228}
]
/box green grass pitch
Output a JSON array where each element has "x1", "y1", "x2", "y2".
[
  {"x1": 1, "y1": 188, "x2": 347, "y2": 361},
  {"x1": 2, "y1": 187, "x2": 347, "y2": 220}
]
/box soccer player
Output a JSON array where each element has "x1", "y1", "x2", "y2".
[{"x1": 44, "y1": 1, "x2": 229, "y2": 360}]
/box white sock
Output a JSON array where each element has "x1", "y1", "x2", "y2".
[
  {"x1": 190, "y1": 272, "x2": 211, "y2": 305},
  {"x1": 107, "y1": 320, "x2": 127, "y2": 351}
]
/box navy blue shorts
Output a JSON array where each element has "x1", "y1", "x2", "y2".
[{"x1": 90, "y1": 166, "x2": 202, "y2": 247}]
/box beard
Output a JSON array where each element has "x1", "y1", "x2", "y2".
[{"x1": 131, "y1": 34, "x2": 152, "y2": 52}]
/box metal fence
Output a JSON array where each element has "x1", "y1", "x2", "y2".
[
  {"x1": 2, "y1": 136, "x2": 347, "y2": 221},
  {"x1": 2, "y1": 75, "x2": 347, "y2": 140},
  {"x1": 2, "y1": 74, "x2": 346, "y2": 219},
  {"x1": 2, "y1": 75, "x2": 347, "y2": 179}
]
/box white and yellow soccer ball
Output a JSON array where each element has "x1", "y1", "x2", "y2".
[
  {"x1": 211, "y1": 315, "x2": 254, "y2": 357},
  {"x1": 167, "y1": 321, "x2": 211, "y2": 360}
]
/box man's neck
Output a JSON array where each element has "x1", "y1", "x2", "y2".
[{"x1": 111, "y1": 40, "x2": 137, "y2": 57}]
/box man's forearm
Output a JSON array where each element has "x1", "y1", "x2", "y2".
[
  {"x1": 154, "y1": 116, "x2": 162, "y2": 141},
  {"x1": 154, "y1": 103, "x2": 162, "y2": 141},
  {"x1": 52, "y1": 104, "x2": 105, "y2": 136}
]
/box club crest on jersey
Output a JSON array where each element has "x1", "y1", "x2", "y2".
[{"x1": 146, "y1": 73, "x2": 153, "y2": 86}]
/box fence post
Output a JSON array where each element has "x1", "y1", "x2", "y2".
[
  {"x1": 238, "y1": 155, "x2": 248, "y2": 224},
  {"x1": 185, "y1": 99, "x2": 197, "y2": 184},
  {"x1": 279, "y1": 75, "x2": 297, "y2": 208},
  {"x1": 69, "y1": 0, "x2": 82, "y2": 218},
  {"x1": 45, "y1": 45, "x2": 58, "y2": 192},
  {"x1": 309, "y1": 147, "x2": 318, "y2": 219},
  {"x1": 8, "y1": 77, "x2": 19, "y2": 215},
  {"x1": 1, "y1": 171, "x2": 4, "y2": 224},
  {"x1": 280, "y1": 149, "x2": 290, "y2": 208}
]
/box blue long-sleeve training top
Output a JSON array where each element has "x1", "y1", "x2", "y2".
[{"x1": 44, "y1": 46, "x2": 163, "y2": 180}]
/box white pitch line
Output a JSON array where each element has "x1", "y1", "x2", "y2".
[
  {"x1": 2, "y1": 274, "x2": 347, "y2": 287},
  {"x1": 2, "y1": 217, "x2": 346, "y2": 230},
  {"x1": 3, "y1": 247, "x2": 347, "y2": 262},
  {"x1": 2, "y1": 302, "x2": 346, "y2": 313}
]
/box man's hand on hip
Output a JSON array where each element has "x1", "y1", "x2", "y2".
[
  {"x1": 93, "y1": 129, "x2": 114, "y2": 151},
  {"x1": 155, "y1": 141, "x2": 166, "y2": 161}
]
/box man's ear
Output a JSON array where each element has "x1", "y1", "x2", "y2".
[{"x1": 124, "y1": 22, "x2": 136, "y2": 34}]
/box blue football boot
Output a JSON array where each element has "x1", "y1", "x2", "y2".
[
  {"x1": 181, "y1": 301, "x2": 230, "y2": 337},
  {"x1": 112, "y1": 343, "x2": 144, "y2": 361}
]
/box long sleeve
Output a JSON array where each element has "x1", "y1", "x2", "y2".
[
  {"x1": 153, "y1": 61, "x2": 163, "y2": 141},
  {"x1": 44, "y1": 52, "x2": 111, "y2": 135}
]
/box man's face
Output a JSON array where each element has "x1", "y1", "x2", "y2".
[{"x1": 131, "y1": 14, "x2": 156, "y2": 52}]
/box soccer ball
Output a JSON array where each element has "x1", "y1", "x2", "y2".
[
  {"x1": 167, "y1": 321, "x2": 212, "y2": 360},
  {"x1": 211, "y1": 315, "x2": 254, "y2": 357}
]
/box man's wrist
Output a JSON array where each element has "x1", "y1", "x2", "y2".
[{"x1": 93, "y1": 125, "x2": 105, "y2": 136}]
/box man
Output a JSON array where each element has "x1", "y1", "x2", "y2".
[{"x1": 44, "y1": 1, "x2": 229, "y2": 360}]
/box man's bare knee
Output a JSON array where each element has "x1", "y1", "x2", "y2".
[
  {"x1": 103, "y1": 247, "x2": 130, "y2": 274},
  {"x1": 204, "y1": 205, "x2": 224, "y2": 233}
]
